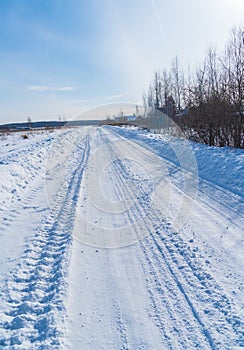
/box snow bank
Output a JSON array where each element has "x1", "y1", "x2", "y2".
[
  {"x1": 0, "y1": 131, "x2": 55, "y2": 214},
  {"x1": 113, "y1": 126, "x2": 244, "y2": 197}
]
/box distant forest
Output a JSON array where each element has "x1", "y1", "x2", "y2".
[{"x1": 142, "y1": 26, "x2": 243, "y2": 148}]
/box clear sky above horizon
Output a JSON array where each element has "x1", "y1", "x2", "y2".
[{"x1": 0, "y1": 0, "x2": 243, "y2": 123}]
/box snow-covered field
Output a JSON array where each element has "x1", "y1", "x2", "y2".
[{"x1": 0, "y1": 126, "x2": 243, "y2": 349}]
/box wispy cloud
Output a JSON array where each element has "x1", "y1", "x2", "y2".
[
  {"x1": 27, "y1": 85, "x2": 77, "y2": 92},
  {"x1": 57, "y1": 86, "x2": 76, "y2": 91},
  {"x1": 27, "y1": 85, "x2": 49, "y2": 91}
]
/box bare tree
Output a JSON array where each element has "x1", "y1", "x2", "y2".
[
  {"x1": 142, "y1": 24, "x2": 243, "y2": 148},
  {"x1": 171, "y1": 56, "x2": 183, "y2": 113}
]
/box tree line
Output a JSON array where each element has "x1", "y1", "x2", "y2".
[{"x1": 142, "y1": 26, "x2": 243, "y2": 148}]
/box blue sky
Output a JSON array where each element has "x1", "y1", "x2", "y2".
[{"x1": 0, "y1": 0, "x2": 243, "y2": 123}]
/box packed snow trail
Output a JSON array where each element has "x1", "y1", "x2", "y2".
[
  {"x1": 65, "y1": 127, "x2": 243, "y2": 349},
  {"x1": 0, "y1": 126, "x2": 243, "y2": 349}
]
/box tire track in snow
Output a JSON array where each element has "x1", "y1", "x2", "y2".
[
  {"x1": 0, "y1": 132, "x2": 90, "y2": 349},
  {"x1": 143, "y1": 216, "x2": 243, "y2": 348},
  {"x1": 102, "y1": 129, "x2": 207, "y2": 347},
  {"x1": 103, "y1": 127, "x2": 243, "y2": 349},
  {"x1": 100, "y1": 129, "x2": 169, "y2": 349},
  {"x1": 109, "y1": 147, "x2": 209, "y2": 348},
  {"x1": 138, "y1": 142, "x2": 242, "y2": 347},
  {"x1": 122, "y1": 138, "x2": 242, "y2": 348},
  {"x1": 100, "y1": 130, "x2": 179, "y2": 348}
]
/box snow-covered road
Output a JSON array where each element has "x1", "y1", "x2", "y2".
[{"x1": 0, "y1": 126, "x2": 243, "y2": 349}]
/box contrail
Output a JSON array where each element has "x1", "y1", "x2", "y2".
[{"x1": 150, "y1": 0, "x2": 166, "y2": 42}]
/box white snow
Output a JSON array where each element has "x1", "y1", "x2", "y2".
[{"x1": 0, "y1": 126, "x2": 243, "y2": 349}]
